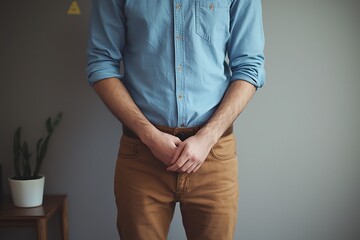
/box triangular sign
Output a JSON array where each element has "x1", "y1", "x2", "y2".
[{"x1": 67, "y1": 1, "x2": 81, "y2": 15}]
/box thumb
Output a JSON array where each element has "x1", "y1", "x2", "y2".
[
  {"x1": 173, "y1": 137, "x2": 182, "y2": 146},
  {"x1": 170, "y1": 142, "x2": 184, "y2": 164}
]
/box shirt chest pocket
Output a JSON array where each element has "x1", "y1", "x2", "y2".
[{"x1": 195, "y1": 1, "x2": 230, "y2": 43}]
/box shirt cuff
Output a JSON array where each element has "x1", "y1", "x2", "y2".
[
  {"x1": 86, "y1": 64, "x2": 123, "y2": 85},
  {"x1": 231, "y1": 71, "x2": 265, "y2": 89}
]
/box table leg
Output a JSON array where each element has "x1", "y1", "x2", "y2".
[
  {"x1": 60, "y1": 197, "x2": 69, "y2": 240},
  {"x1": 37, "y1": 218, "x2": 47, "y2": 240}
]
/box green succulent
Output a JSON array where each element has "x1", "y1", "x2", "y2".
[{"x1": 12, "y1": 112, "x2": 63, "y2": 180}]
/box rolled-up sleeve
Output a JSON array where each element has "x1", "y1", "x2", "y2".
[
  {"x1": 227, "y1": 0, "x2": 265, "y2": 89},
  {"x1": 86, "y1": 0, "x2": 126, "y2": 85}
]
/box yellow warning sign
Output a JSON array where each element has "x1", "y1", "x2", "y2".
[{"x1": 67, "y1": 1, "x2": 81, "y2": 15}]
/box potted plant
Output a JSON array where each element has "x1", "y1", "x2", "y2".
[{"x1": 9, "y1": 112, "x2": 63, "y2": 207}]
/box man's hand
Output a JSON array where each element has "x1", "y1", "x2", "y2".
[
  {"x1": 143, "y1": 130, "x2": 182, "y2": 166},
  {"x1": 166, "y1": 134, "x2": 213, "y2": 173}
]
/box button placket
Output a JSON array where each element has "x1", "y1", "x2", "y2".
[{"x1": 174, "y1": 0, "x2": 187, "y2": 127}]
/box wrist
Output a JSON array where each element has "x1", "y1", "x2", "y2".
[
  {"x1": 138, "y1": 125, "x2": 159, "y2": 147},
  {"x1": 196, "y1": 126, "x2": 219, "y2": 148}
]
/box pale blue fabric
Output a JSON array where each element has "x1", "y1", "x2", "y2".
[{"x1": 87, "y1": 0, "x2": 265, "y2": 127}]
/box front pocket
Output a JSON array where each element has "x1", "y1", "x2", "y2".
[
  {"x1": 210, "y1": 134, "x2": 237, "y2": 160},
  {"x1": 117, "y1": 136, "x2": 145, "y2": 159},
  {"x1": 195, "y1": 1, "x2": 230, "y2": 43}
]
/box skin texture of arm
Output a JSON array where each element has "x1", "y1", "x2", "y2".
[
  {"x1": 93, "y1": 77, "x2": 182, "y2": 166},
  {"x1": 167, "y1": 80, "x2": 256, "y2": 173}
]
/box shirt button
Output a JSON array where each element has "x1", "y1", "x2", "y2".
[
  {"x1": 180, "y1": 124, "x2": 186, "y2": 127},
  {"x1": 176, "y1": 35, "x2": 182, "y2": 40},
  {"x1": 177, "y1": 64, "x2": 183, "y2": 71},
  {"x1": 209, "y1": 4, "x2": 214, "y2": 10},
  {"x1": 176, "y1": 3, "x2": 182, "y2": 10},
  {"x1": 178, "y1": 94, "x2": 183, "y2": 100}
]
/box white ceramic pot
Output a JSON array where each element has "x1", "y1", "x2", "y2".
[{"x1": 8, "y1": 176, "x2": 45, "y2": 208}]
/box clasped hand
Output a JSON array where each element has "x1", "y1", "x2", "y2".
[{"x1": 146, "y1": 131, "x2": 212, "y2": 173}]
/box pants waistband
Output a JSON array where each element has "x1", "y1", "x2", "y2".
[{"x1": 122, "y1": 125, "x2": 233, "y2": 141}]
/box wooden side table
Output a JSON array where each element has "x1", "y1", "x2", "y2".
[{"x1": 0, "y1": 195, "x2": 68, "y2": 240}]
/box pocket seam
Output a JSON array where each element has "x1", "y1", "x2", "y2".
[
  {"x1": 209, "y1": 134, "x2": 237, "y2": 161},
  {"x1": 195, "y1": 2, "x2": 211, "y2": 42},
  {"x1": 210, "y1": 148, "x2": 236, "y2": 161},
  {"x1": 195, "y1": 1, "x2": 230, "y2": 43},
  {"x1": 197, "y1": 1, "x2": 230, "y2": 8},
  {"x1": 118, "y1": 139, "x2": 146, "y2": 160}
]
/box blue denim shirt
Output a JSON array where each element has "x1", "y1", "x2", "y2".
[{"x1": 87, "y1": 0, "x2": 265, "y2": 127}]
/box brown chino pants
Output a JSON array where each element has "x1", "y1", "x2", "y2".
[{"x1": 114, "y1": 132, "x2": 239, "y2": 240}]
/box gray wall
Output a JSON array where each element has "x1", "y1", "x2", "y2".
[{"x1": 1, "y1": 0, "x2": 359, "y2": 239}]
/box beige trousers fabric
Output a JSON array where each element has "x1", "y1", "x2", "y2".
[{"x1": 114, "y1": 133, "x2": 239, "y2": 240}]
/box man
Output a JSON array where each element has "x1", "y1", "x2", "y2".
[{"x1": 87, "y1": 0, "x2": 265, "y2": 239}]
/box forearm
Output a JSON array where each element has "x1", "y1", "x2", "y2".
[
  {"x1": 197, "y1": 80, "x2": 256, "y2": 145},
  {"x1": 93, "y1": 77, "x2": 182, "y2": 165},
  {"x1": 167, "y1": 80, "x2": 256, "y2": 173},
  {"x1": 93, "y1": 78, "x2": 157, "y2": 141}
]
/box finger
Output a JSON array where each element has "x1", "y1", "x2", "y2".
[
  {"x1": 167, "y1": 159, "x2": 186, "y2": 171},
  {"x1": 173, "y1": 137, "x2": 182, "y2": 146},
  {"x1": 178, "y1": 159, "x2": 195, "y2": 173},
  {"x1": 170, "y1": 142, "x2": 185, "y2": 165},
  {"x1": 193, "y1": 163, "x2": 202, "y2": 173},
  {"x1": 185, "y1": 162, "x2": 198, "y2": 173},
  {"x1": 167, "y1": 153, "x2": 188, "y2": 172}
]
